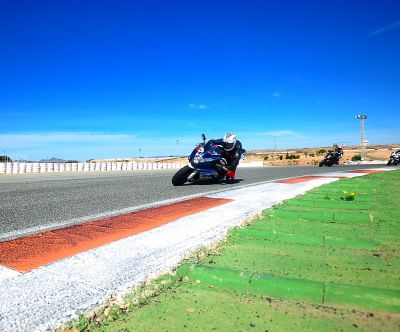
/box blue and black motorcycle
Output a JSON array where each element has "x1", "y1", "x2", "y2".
[
  {"x1": 319, "y1": 150, "x2": 340, "y2": 167},
  {"x1": 387, "y1": 151, "x2": 400, "y2": 166},
  {"x1": 172, "y1": 134, "x2": 244, "y2": 186}
]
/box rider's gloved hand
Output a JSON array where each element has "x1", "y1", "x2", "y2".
[
  {"x1": 218, "y1": 159, "x2": 228, "y2": 170},
  {"x1": 226, "y1": 170, "x2": 235, "y2": 179}
]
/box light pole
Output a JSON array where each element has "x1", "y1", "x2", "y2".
[
  {"x1": 176, "y1": 140, "x2": 180, "y2": 166},
  {"x1": 355, "y1": 114, "x2": 367, "y2": 160},
  {"x1": 272, "y1": 136, "x2": 277, "y2": 158}
]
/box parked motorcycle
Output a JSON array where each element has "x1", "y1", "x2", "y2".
[
  {"x1": 319, "y1": 150, "x2": 340, "y2": 167},
  {"x1": 172, "y1": 134, "x2": 245, "y2": 186},
  {"x1": 387, "y1": 151, "x2": 400, "y2": 166}
]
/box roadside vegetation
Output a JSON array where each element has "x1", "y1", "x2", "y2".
[
  {"x1": 246, "y1": 145, "x2": 399, "y2": 166},
  {"x1": 0, "y1": 155, "x2": 12, "y2": 162},
  {"x1": 62, "y1": 170, "x2": 400, "y2": 332}
]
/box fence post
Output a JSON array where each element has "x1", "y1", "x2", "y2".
[{"x1": 26, "y1": 163, "x2": 33, "y2": 173}]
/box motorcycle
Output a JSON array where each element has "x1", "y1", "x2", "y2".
[
  {"x1": 319, "y1": 150, "x2": 340, "y2": 167},
  {"x1": 387, "y1": 152, "x2": 400, "y2": 166},
  {"x1": 172, "y1": 134, "x2": 245, "y2": 186}
]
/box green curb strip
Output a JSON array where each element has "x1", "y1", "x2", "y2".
[
  {"x1": 269, "y1": 209, "x2": 371, "y2": 224},
  {"x1": 232, "y1": 227, "x2": 376, "y2": 249},
  {"x1": 324, "y1": 283, "x2": 400, "y2": 313},
  {"x1": 177, "y1": 264, "x2": 400, "y2": 313}
]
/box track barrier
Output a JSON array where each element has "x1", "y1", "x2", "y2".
[{"x1": 0, "y1": 161, "x2": 187, "y2": 175}]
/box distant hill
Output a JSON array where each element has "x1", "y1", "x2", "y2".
[{"x1": 39, "y1": 157, "x2": 66, "y2": 163}]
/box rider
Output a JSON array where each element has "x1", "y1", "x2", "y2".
[
  {"x1": 392, "y1": 150, "x2": 400, "y2": 159},
  {"x1": 208, "y1": 133, "x2": 243, "y2": 181},
  {"x1": 333, "y1": 145, "x2": 343, "y2": 164},
  {"x1": 334, "y1": 146, "x2": 344, "y2": 159}
]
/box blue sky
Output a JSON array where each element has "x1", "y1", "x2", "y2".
[{"x1": 0, "y1": 0, "x2": 399, "y2": 160}]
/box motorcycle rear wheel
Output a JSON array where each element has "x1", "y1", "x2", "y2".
[{"x1": 172, "y1": 165, "x2": 193, "y2": 186}]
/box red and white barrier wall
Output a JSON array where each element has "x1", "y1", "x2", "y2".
[{"x1": 0, "y1": 162, "x2": 186, "y2": 174}]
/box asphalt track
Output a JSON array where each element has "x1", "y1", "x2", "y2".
[{"x1": 0, "y1": 164, "x2": 386, "y2": 241}]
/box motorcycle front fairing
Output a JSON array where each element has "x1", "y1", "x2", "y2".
[
  {"x1": 188, "y1": 142, "x2": 224, "y2": 180},
  {"x1": 189, "y1": 142, "x2": 223, "y2": 169}
]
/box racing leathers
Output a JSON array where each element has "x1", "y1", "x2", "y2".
[{"x1": 208, "y1": 139, "x2": 243, "y2": 179}]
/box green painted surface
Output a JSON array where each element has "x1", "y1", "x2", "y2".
[
  {"x1": 233, "y1": 227, "x2": 377, "y2": 249},
  {"x1": 271, "y1": 208, "x2": 372, "y2": 224},
  {"x1": 333, "y1": 211, "x2": 371, "y2": 223},
  {"x1": 205, "y1": 240, "x2": 399, "y2": 290},
  {"x1": 89, "y1": 284, "x2": 399, "y2": 332},
  {"x1": 231, "y1": 227, "x2": 278, "y2": 240},
  {"x1": 179, "y1": 265, "x2": 325, "y2": 303},
  {"x1": 276, "y1": 231, "x2": 322, "y2": 246},
  {"x1": 177, "y1": 264, "x2": 400, "y2": 313},
  {"x1": 69, "y1": 170, "x2": 400, "y2": 332},
  {"x1": 249, "y1": 273, "x2": 324, "y2": 303},
  {"x1": 323, "y1": 235, "x2": 376, "y2": 249},
  {"x1": 325, "y1": 282, "x2": 400, "y2": 313},
  {"x1": 177, "y1": 264, "x2": 251, "y2": 293},
  {"x1": 302, "y1": 192, "x2": 375, "y2": 202},
  {"x1": 286, "y1": 199, "x2": 372, "y2": 210},
  {"x1": 280, "y1": 204, "x2": 373, "y2": 215},
  {"x1": 269, "y1": 209, "x2": 333, "y2": 222}
]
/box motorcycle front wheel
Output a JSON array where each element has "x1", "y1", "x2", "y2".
[
  {"x1": 319, "y1": 160, "x2": 325, "y2": 167},
  {"x1": 387, "y1": 160, "x2": 393, "y2": 166},
  {"x1": 172, "y1": 165, "x2": 193, "y2": 186}
]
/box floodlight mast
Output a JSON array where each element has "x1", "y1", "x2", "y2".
[
  {"x1": 176, "y1": 140, "x2": 181, "y2": 167},
  {"x1": 355, "y1": 114, "x2": 367, "y2": 160}
]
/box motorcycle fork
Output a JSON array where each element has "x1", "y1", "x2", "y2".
[{"x1": 187, "y1": 170, "x2": 199, "y2": 182}]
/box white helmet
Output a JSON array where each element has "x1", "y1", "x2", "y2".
[{"x1": 223, "y1": 132, "x2": 237, "y2": 151}]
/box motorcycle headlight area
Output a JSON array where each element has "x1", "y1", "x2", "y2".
[{"x1": 193, "y1": 154, "x2": 205, "y2": 164}]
